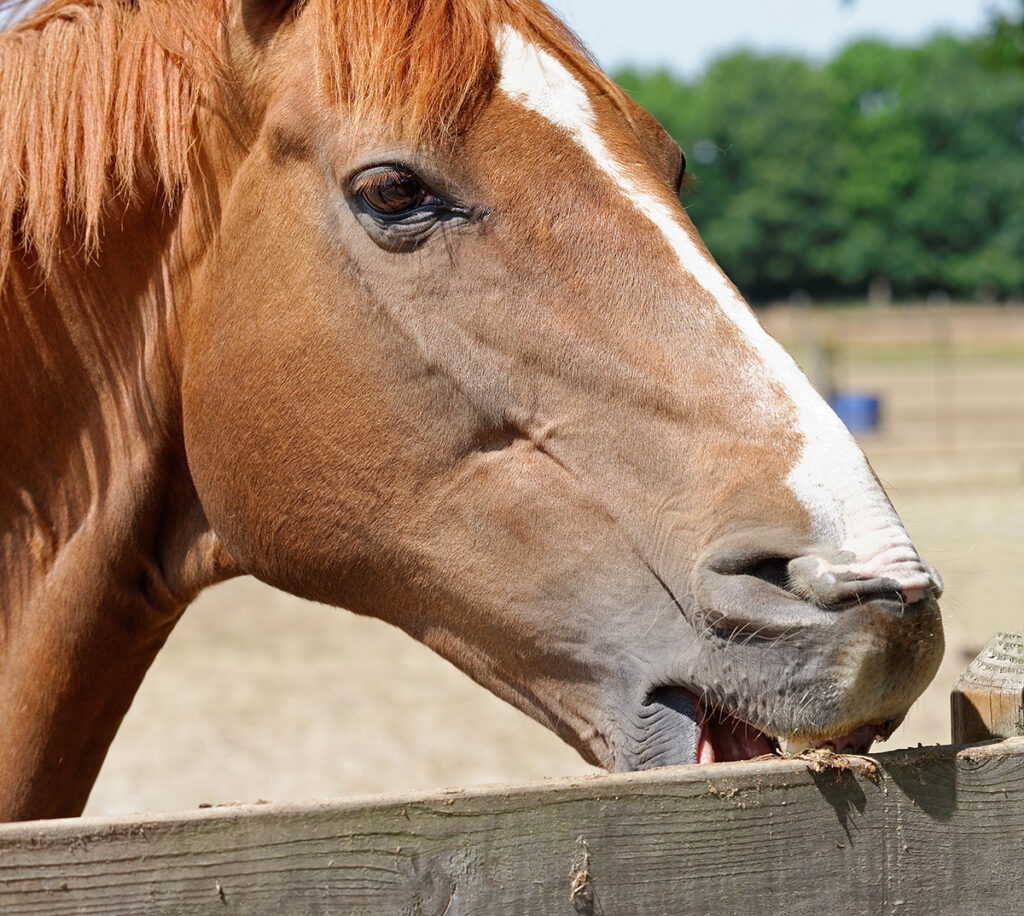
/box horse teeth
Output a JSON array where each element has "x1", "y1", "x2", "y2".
[{"x1": 784, "y1": 736, "x2": 814, "y2": 755}]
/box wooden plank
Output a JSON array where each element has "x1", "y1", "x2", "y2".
[
  {"x1": 0, "y1": 738, "x2": 1023, "y2": 915},
  {"x1": 951, "y1": 631, "x2": 1024, "y2": 743}
]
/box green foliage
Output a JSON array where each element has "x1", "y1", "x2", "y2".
[
  {"x1": 983, "y1": 0, "x2": 1024, "y2": 70},
  {"x1": 616, "y1": 32, "x2": 1024, "y2": 301}
]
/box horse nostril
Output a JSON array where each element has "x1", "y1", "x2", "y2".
[
  {"x1": 901, "y1": 578, "x2": 943, "y2": 605},
  {"x1": 734, "y1": 556, "x2": 792, "y2": 592},
  {"x1": 921, "y1": 563, "x2": 944, "y2": 600},
  {"x1": 708, "y1": 550, "x2": 803, "y2": 599}
]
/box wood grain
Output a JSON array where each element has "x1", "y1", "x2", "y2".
[
  {"x1": 951, "y1": 631, "x2": 1024, "y2": 744},
  {"x1": 1, "y1": 738, "x2": 1023, "y2": 915}
]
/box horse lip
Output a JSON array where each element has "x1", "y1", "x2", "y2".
[
  {"x1": 656, "y1": 688, "x2": 893, "y2": 762},
  {"x1": 693, "y1": 693, "x2": 781, "y2": 763},
  {"x1": 628, "y1": 686, "x2": 702, "y2": 768}
]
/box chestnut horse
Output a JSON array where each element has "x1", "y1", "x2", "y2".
[{"x1": 0, "y1": 0, "x2": 943, "y2": 822}]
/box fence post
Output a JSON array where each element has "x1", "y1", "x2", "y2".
[{"x1": 951, "y1": 631, "x2": 1024, "y2": 744}]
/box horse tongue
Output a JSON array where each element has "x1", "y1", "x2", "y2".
[{"x1": 697, "y1": 727, "x2": 716, "y2": 763}]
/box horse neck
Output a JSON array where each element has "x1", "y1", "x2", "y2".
[
  {"x1": 3, "y1": 197, "x2": 166, "y2": 596},
  {"x1": 0, "y1": 193, "x2": 236, "y2": 819}
]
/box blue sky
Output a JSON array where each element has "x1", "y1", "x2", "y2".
[{"x1": 548, "y1": 0, "x2": 1019, "y2": 76}]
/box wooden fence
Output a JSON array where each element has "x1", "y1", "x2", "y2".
[{"x1": 1, "y1": 634, "x2": 1022, "y2": 915}]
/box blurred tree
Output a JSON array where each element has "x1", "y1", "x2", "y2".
[
  {"x1": 617, "y1": 33, "x2": 1024, "y2": 301},
  {"x1": 983, "y1": 0, "x2": 1024, "y2": 69}
]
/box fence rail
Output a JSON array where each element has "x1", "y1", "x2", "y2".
[
  {"x1": 1, "y1": 735, "x2": 1023, "y2": 915},
  {"x1": 3, "y1": 634, "x2": 1021, "y2": 915}
]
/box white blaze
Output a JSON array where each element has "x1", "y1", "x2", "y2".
[{"x1": 496, "y1": 28, "x2": 933, "y2": 597}]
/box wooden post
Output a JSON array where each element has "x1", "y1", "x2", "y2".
[{"x1": 951, "y1": 631, "x2": 1024, "y2": 744}]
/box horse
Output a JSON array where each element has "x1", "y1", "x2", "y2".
[{"x1": 0, "y1": 0, "x2": 944, "y2": 822}]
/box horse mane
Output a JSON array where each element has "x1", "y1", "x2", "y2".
[
  {"x1": 0, "y1": 0, "x2": 218, "y2": 278},
  {"x1": 0, "y1": 0, "x2": 621, "y2": 280}
]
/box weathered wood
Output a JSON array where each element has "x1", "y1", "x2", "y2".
[
  {"x1": 1, "y1": 738, "x2": 1023, "y2": 915},
  {"x1": 951, "y1": 631, "x2": 1024, "y2": 744}
]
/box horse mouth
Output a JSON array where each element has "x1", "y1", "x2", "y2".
[
  {"x1": 693, "y1": 693, "x2": 779, "y2": 762},
  {"x1": 645, "y1": 687, "x2": 886, "y2": 765}
]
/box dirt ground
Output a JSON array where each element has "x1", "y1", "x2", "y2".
[{"x1": 85, "y1": 304, "x2": 1024, "y2": 817}]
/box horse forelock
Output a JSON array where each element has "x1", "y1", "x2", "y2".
[{"x1": 312, "y1": 0, "x2": 622, "y2": 145}]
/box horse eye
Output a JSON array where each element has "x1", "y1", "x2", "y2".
[{"x1": 353, "y1": 166, "x2": 439, "y2": 216}]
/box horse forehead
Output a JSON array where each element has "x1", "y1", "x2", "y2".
[
  {"x1": 493, "y1": 28, "x2": 751, "y2": 335},
  {"x1": 492, "y1": 28, "x2": 781, "y2": 401},
  {"x1": 495, "y1": 26, "x2": 593, "y2": 131}
]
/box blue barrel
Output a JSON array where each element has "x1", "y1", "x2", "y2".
[{"x1": 829, "y1": 391, "x2": 881, "y2": 434}]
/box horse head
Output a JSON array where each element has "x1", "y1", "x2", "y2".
[
  {"x1": 0, "y1": 0, "x2": 942, "y2": 819},
  {"x1": 184, "y1": 3, "x2": 942, "y2": 769}
]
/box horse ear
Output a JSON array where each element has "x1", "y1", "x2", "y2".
[
  {"x1": 621, "y1": 95, "x2": 687, "y2": 197},
  {"x1": 674, "y1": 150, "x2": 688, "y2": 196}
]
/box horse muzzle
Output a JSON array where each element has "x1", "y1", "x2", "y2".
[{"x1": 604, "y1": 537, "x2": 944, "y2": 771}]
